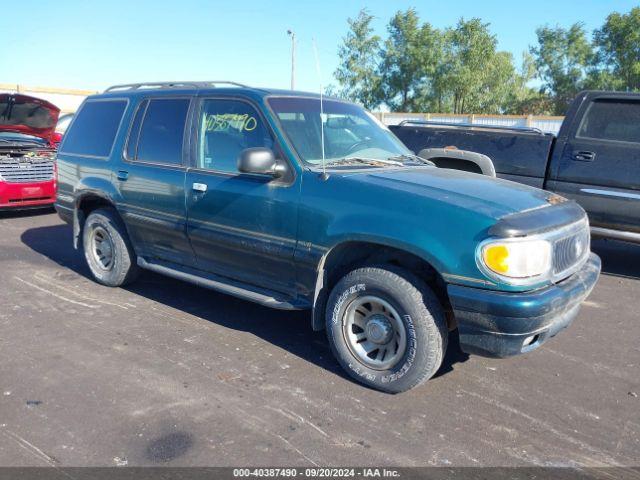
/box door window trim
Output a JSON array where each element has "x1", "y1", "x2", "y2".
[
  {"x1": 123, "y1": 99, "x2": 148, "y2": 162},
  {"x1": 189, "y1": 95, "x2": 297, "y2": 185},
  {"x1": 122, "y1": 96, "x2": 193, "y2": 169}
]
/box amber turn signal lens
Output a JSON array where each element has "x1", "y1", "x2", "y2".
[
  {"x1": 483, "y1": 245, "x2": 510, "y2": 273},
  {"x1": 480, "y1": 240, "x2": 552, "y2": 279}
]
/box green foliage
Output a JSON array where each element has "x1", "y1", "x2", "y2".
[
  {"x1": 438, "y1": 19, "x2": 517, "y2": 114},
  {"x1": 503, "y1": 53, "x2": 554, "y2": 115},
  {"x1": 334, "y1": 6, "x2": 640, "y2": 115},
  {"x1": 334, "y1": 9, "x2": 382, "y2": 109},
  {"x1": 335, "y1": 9, "x2": 533, "y2": 113},
  {"x1": 529, "y1": 23, "x2": 593, "y2": 114},
  {"x1": 379, "y1": 9, "x2": 441, "y2": 112},
  {"x1": 593, "y1": 7, "x2": 640, "y2": 91}
]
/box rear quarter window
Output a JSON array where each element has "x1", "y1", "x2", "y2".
[
  {"x1": 60, "y1": 100, "x2": 127, "y2": 157},
  {"x1": 576, "y1": 99, "x2": 640, "y2": 144}
]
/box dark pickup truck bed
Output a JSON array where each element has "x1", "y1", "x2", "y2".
[
  {"x1": 391, "y1": 91, "x2": 640, "y2": 244},
  {"x1": 391, "y1": 123, "x2": 555, "y2": 189}
]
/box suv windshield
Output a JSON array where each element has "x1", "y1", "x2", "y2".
[{"x1": 268, "y1": 97, "x2": 411, "y2": 166}]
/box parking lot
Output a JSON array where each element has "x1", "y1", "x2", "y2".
[{"x1": 0, "y1": 209, "x2": 638, "y2": 467}]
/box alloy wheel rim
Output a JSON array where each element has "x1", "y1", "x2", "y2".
[{"x1": 342, "y1": 295, "x2": 407, "y2": 370}]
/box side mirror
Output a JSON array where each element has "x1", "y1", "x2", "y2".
[{"x1": 237, "y1": 148, "x2": 286, "y2": 178}]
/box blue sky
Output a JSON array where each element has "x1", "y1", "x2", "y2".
[{"x1": 2, "y1": 0, "x2": 637, "y2": 93}]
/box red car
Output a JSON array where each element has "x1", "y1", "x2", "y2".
[{"x1": 0, "y1": 93, "x2": 60, "y2": 210}]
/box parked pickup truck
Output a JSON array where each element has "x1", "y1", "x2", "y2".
[
  {"x1": 391, "y1": 91, "x2": 640, "y2": 244},
  {"x1": 56, "y1": 82, "x2": 600, "y2": 393}
]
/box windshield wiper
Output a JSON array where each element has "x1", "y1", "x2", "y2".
[
  {"x1": 388, "y1": 154, "x2": 435, "y2": 166},
  {"x1": 324, "y1": 157, "x2": 404, "y2": 167}
]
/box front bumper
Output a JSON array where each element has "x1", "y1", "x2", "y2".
[
  {"x1": 448, "y1": 253, "x2": 601, "y2": 358},
  {"x1": 0, "y1": 180, "x2": 56, "y2": 210}
]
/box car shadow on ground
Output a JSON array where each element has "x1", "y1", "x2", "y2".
[
  {"x1": 0, "y1": 206, "x2": 55, "y2": 219},
  {"x1": 21, "y1": 223, "x2": 469, "y2": 387},
  {"x1": 591, "y1": 238, "x2": 640, "y2": 280}
]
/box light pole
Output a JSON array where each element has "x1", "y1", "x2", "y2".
[{"x1": 287, "y1": 29, "x2": 296, "y2": 90}]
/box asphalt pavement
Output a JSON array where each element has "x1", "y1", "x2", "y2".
[{"x1": 0, "y1": 209, "x2": 638, "y2": 468}]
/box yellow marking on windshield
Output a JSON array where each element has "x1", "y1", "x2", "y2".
[{"x1": 205, "y1": 113, "x2": 257, "y2": 132}]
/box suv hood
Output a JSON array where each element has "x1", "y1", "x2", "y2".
[
  {"x1": 345, "y1": 167, "x2": 556, "y2": 220},
  {"x1": 0, "y1": 94, "x2": 60, "y2": 143}
]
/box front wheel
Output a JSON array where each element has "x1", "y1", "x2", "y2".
[{"x1": 326, "y1": 266, "x2": 447, "y2": 393}]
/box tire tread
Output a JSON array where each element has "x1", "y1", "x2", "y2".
[{"x1": 326, "y1": 264, "x2": 448, "y2": 393}]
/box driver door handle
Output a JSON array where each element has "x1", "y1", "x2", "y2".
[
  {"x1": 192, "y1": 182, "x2": 208, "y2": 193},
  {"x1": 572, "y1": 150, "x2": 596, "y2": 162}
]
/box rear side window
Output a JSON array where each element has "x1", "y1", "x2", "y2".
[
  {"x1": 135, "y1": 99, "x2": 190, "y2": 165},
  {"x1": 61, "y1": 100, "x2": 127, "y2": 157},
  {"x1": 576, "y1": 100, "x2": 640, "y2": 144}
]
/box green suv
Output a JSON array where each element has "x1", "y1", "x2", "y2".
[{"x1": 55, "y1": 82, "x2": 600, "y2": 393}]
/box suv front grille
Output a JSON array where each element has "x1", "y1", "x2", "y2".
[
  {"x1": 0, "y1": 161, "x2": 54, "y2": 183},
  {"x1": 552, "y1": 221, "x2": 591, "y2": 281}
]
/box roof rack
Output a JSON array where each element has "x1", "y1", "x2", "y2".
[
  {"x1": 104, "y1": 81, "x2": 250, "y2": 93},
  {"x1": 201, "y1": 81, "x2": 250, "y2": 88},
  {"x1": 398, "y1": 119, "x2": 545, "y2": 135}
]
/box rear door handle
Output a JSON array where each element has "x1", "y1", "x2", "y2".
[
  {"x1": 116, "y1": 170, "x2": 129, "y2": 181},
  {"x1": 572, "y1": 150, "x2": 596, "y2": 162},
  {"x1": 192, "y1": 182, "x2": 208, "y2": 193}
]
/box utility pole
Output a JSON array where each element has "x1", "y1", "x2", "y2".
[{"x1": 287, "y1": 29, "x2": 296, "y2": 90}]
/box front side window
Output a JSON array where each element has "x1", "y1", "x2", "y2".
[
  {"x1": 135, "y1": 99, "x2": 190, "y2": 165},
  {"x1": 268, "y1": 97, "x2": 411, "y2": 165},
  {"x1": 60, "y1": 100, "x2": 127, "y2": 157},
  {"x1": 576, "y1": 100, "x2": 640, "y2": 144},
  {"x1": 197, "y1": 99, "x2": 274, "y2": 172}
]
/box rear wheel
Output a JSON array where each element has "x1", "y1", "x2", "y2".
[
  {"x1": 82, "y1": 208, "x2": 140, "y2": 287},
  {"x1": 326, "y1": 266, "x2": 447, "y2": 393}
]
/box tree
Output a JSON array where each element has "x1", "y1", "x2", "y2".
[
  {"x1": 593, "y1": 7, "x2": 640, "y2": 91},
  {"x1": 333, "y1": 6, "x2": 639, "y2": 115},
  {"x1": 530, "y1": 23, "x2": 593, "y2": 114},
  {"x1": 379, "y1": 9, "x2": 442, "y2": 112},
  {"x1": 334, "y1": 11, "x2": 527, "y2": 114},
  {"x1": 504, "y1": 53, "x2": 554, "y2": 115},
  {"x1": 438, "y1": 18, "x2": 517, "y2": 114},
  {"x1": 334, "y1": 9, "x2": 382, "y2": 109}
]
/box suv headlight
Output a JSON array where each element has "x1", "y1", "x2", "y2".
[{"x1": 479, "y1": 238, "x2": 552, "y2": 282}]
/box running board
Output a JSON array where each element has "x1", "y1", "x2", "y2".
[
  {"x1": 137, "y1": 257, "x2": 308, "y2": 310},
  {"x1": 591, "y1": 227, "x2": 640, "y2": 244}
]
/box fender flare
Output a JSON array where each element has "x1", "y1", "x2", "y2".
[
  {"x1": 72, "y1": 189, "x2": 117, "y2": 249},
  {"x1": 309, "y1": 236, "x2": 448, "y2": 331}
]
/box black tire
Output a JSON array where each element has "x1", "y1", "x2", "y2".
[
  {"x1": 326, "y1": 266, "x2": 447, "y2": 393},
  {"x1": 82, "y1": 208, "x2": 140, "y2": 287}
]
